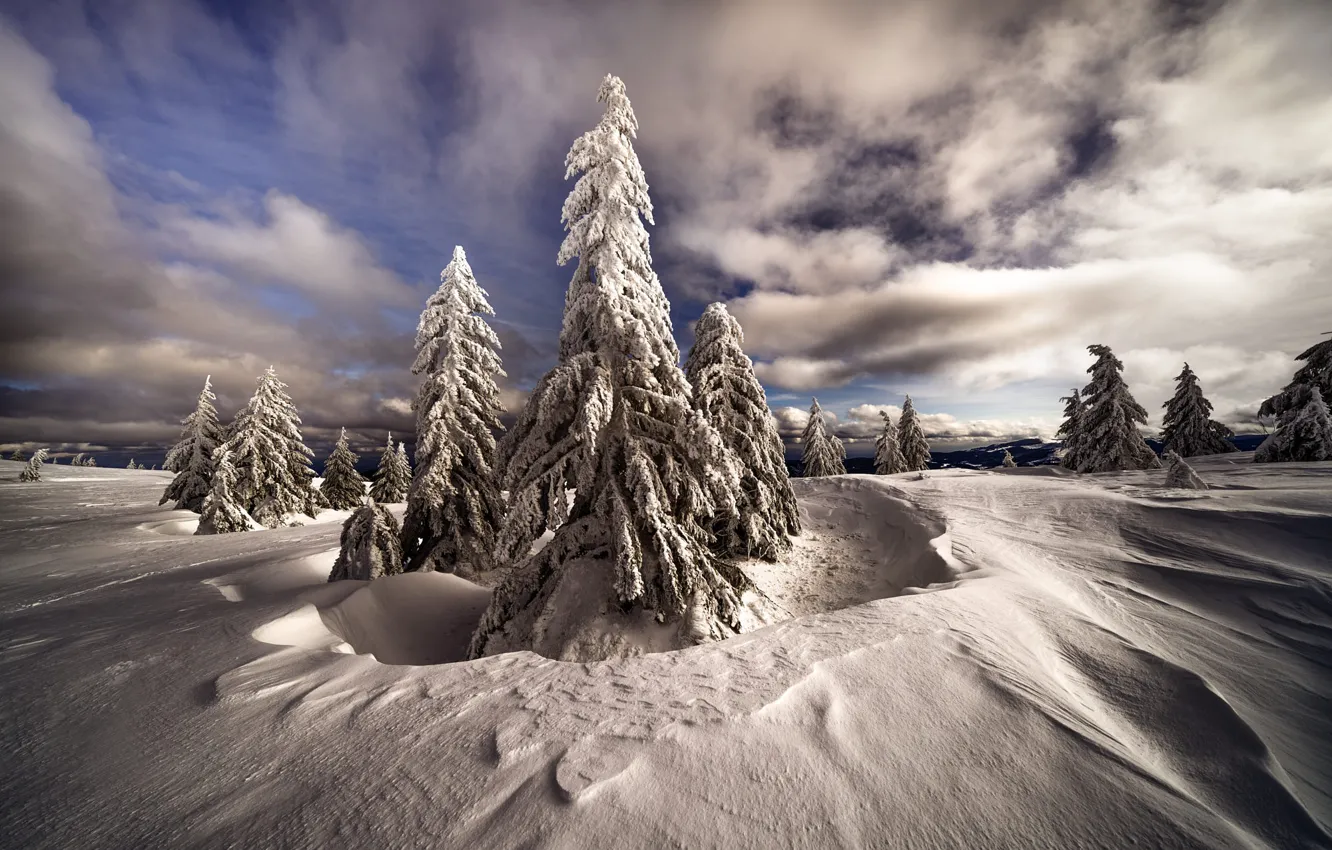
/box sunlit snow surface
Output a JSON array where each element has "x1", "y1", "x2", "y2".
[{"x1": 1, "y1": 457, "x2": 1329, "y2": 848}]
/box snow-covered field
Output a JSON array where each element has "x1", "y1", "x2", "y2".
[{"x1": 2, "y1": 456, "x2": 1330, "y2": 849}]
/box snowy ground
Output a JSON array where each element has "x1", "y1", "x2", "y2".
[{"x1": 1, "y1": 456, "x2": 1330, "y2": 849}]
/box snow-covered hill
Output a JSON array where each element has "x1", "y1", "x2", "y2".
[{"x1": 1, "y1": 457, "x2": 1329, "y2": 848}]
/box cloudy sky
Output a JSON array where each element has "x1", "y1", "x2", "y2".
[{"x1": 2, "y1": 0, "x2": 1329, "y2": 461}]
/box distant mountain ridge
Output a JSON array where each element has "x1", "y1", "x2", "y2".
[{"x1": 788, "y1": 434, "x2": 1268, "y2": 476}]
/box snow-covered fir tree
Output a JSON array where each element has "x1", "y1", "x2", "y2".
[
  {"x1": 684, "y1": 302, "x2": 799, "y2": 560},
  {"x1": 160, "y1": 375, "x2": 225, "y2": 512},
  {"x1": 473, "y1": 75, "x2": 750, "y2": 661},
  {"x1": 1163, "y1": 450, "x2": 1207, "y2": 489},
  {"x1": 319, "y1": 428, "x2": 365, "y2": 510},
  {"x1": 1076, "y1": 345, "x2": 1160, "y2": 473},
  {"x1": 897, "y1": 395, "x2": 931, "y2": 472},
  {"x1": 369, "y1": 434, "x2": 410, "y2": 503},
  {"x1": 218, "y1": 367, "x2": 317, "y2": 528},
  {"x1": 329, "y1": 499, "x2": 404, "y2": 581},
  {"x1": 11, "y1": 449, "x2": 26, "y2": 462},
  {"x1": 401, "y1": 246, "x2": 507, "y2": 575},
  {"x1": 1258, "y1": 333, "x2": 1332, "y2": 422},
  {"x1": 873, "y1": 411, "x2": 907, "y2": 474},
  {"x1": 85, "y1": 457, "x2": 96, "y2": 467},
  {"x1": 19, "y1": 449, "x2": 48, "y2": 481},
  {"x1": 125, "y1": 459, "x2": 138, "y2": 470},
  {"x1": 801, "y1": 398, "x2": 845, "y2": 477},
  {"x1": 71, "y1": 453, "x2": 85, "y2": 466},
  {"x1": 196, "y1": 448, "x2": 257, "y2": 534},
  {"x1": 1001, "y1": 449, "x2": 1018, "y2": 468},
  {"x1": 1160, "y1": 364, "x2": 1235, "y2": 457},
  {"x1": 1056, "y1": 388, "x2": 1086, "y2": 470},
  {"x1": 1255, "y1": 384, "x2": 1332, "y2": 463}
]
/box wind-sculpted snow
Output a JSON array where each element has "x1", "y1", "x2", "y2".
[{"x1": 1, "y1": 457, "x2": 1330, "y2": 848}]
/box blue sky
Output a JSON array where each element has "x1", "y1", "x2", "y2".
[{"x1": 2, "y1": 0, "x2": 1330, "y2": 461}]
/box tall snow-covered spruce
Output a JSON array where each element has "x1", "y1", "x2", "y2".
[
  {"x1": 217, "y1": 367, "x2": 318, "y2": 528},
  {"x1": 401, "y1": 246, "x2": 507, "y2": 575},
  {"x1": 684, "y1": 302, "x2": 799, "y2": 560},
  {"x1": 1160, "y1": 364, "x2": 1235, "y2": 457},
  {"x1": 19, "y1": 449, "x2": 48, "y2": 482},
  {"x1": 1076, "y1": 345, "x2": 1160, "y2": 472},
  {"x1": 1256, "y1": 334, "x2": 1332, "y2": 464},
  {"x1": 897, "y1": 395, "x2": 931, "y2": 472},
  {"x1": 320, "y1": 428, "x2": 365, "y2": 510},
  {"x1": 472, "y1": 75, "x2": 752, "y2": 661},
  {"x1": 873, "y1": 411, "x2": 907, "y2": 475},
  {"x1": 369, "y1": 434, "x2": 410, "y2": 503},
  {"x1": 160, "y1": 375, "x2": 225, "y2": 512},
  {"x1": 329, "y1": 499, "x2": 404, "y2": 582},
  {"x1": 1056, "y1": 388, "x2": 1086, "y2": 470},
  {"x1": 800, "y1": 398, "x2": 845, "y2": 477}
]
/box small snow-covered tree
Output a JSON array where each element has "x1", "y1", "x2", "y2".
[
  {"x1": 369, "y1": 434, "x2": 410, "y2": 503},
  {"x1": 320, "y1": 428, "x2": 365, "y2": 510},
  {"x1": 220, "y1": 367, "x2": 317, "y2": 528},
  {"x1": 71, "y1": 453, "x2": 85, "y2": 466},
  {"x1": 401, "y1": 246, "x2": 507, "y2": 575},
  {"x1": 86, "y1": 456, "x2": 96, "y2": 467},
  {"x1": 1163, "y1": 450, "x2": 1207, "y2": 489},
  {"x1": 1076, "y1": 345, "x2": 1160, "y2": 473},
  {"x1": 1255, "y1": 384, "x2": 1332, "y2": 463},
  {"x1": 1160, "y1": 364, "x2": 1235, "y2": 457},
  {"x1": 684, "y1": 302, "x2": 799, "y2": 560},
  {"x1": 160, "y1": 375, "x2": 225, "y2": 512},
  {"x1": 1056, "y1": 388, "x2": 1085, "y2": 470},
  {"x1": 10, "y1": 449, "x2": 26, "y2": 462},
  {"x1": 1001, "y1": 449, "x2": 1017, "y2": 468},
  {"x1": 19, "y1": 449, "x2": 48, "y2": 481},
  {"x1": 897, "y1": 395, "x2": 931, "y2": 472},
  {"x1": 195, "y1": 448, "x2": 256, "y2": 534},
  {"x1": 1258, "y1": 333, "x2": 1332, "y2": 422},
  {"x1": 473, "y1": 75, "x2": 750, "y2": 661},
  {"x1": 801, "y1": 398, "x2": 845, "y2": 477},
  {"x1": 873, "y1": 411, "x2": 907, "y2": 475},
  {"x1": 126, "y1": 459, "x2": 139, "y2": 470},
  {"x1": 329, "y1": 499, "x2": 404, "y2": 581}
]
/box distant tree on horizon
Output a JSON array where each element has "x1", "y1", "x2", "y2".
[
  {"x1": 19, "y1": 449, "x2": 48, "y2": 482},
  {"x1": 801, "y1": 398, "x2": 846, "y2": 477},
  {"x1": 1160, "y1": 364, "x2": 1235, "y2": 457},
  {"x1": 685, "y1": 302, "x2": 799, "y2": 560},
  {"x1": 401, "y1": 245, "x2": 507, "y2": 576},
  {"x1": 1001, "y1": 448, "x2": 1018, "y2": 468},
  {"x1": 897, "y1": 395, "x2": 931, "y2": 472}
]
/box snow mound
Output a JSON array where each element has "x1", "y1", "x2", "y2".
[
  {"x1": 137, "y1": 516, "x2": 200, "y2": 536},
  {"x1": 319, "y1": 571, "x2": 491, "y2": 665}
]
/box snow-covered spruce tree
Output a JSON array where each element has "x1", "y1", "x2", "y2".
[
  {"x1": 1258, "y1": 333, "x2": 1332, "y2": 422},
  {"x1": 1056, "y1": 388, "x2": 1086, "y2": 470},
  {"x1": 1076, "y1": 345, "x2": 1160, "y2": 473},
  {"x1": 801, "y1": 398, "x2": 845, "y2": 477},
  {"x1": 19, "y1": 449, "x2": 48, "y2": 481},
  {"x1": 319, "y1": 428, "x2": 365, "y2": 510},
  {"x1": 195, "y1": 448, "x2": 256, "y2": 534},
  {"x1": 329, "y1": 498, "x2": 404, "y2": 582},
  {"x1": 86, "y1": 457, "x2": 96, "y2": 467},
  {"x1": 1160, "y1": 364, "x2": 1235, "y2": 457},
  {"x1": 160, "y1": 375, "x2": 225, "y2": 512},
  {"x1": 1255, "y1": 384, "x2": 1332, "y2": 463},
  {"x1": 1001, "y1": 449, "x2": 1018, "y2": 468},
  {"x1": 897, "y1": 395, "x2": 932, "y2": 472},
  {"x1": 1163, "y1": 450, "x2": 1207, "y2": 489},
  {"x1": 11, "y1": 449, "x2": 25, "y2": 462},
  {"x1": 126, "y1": 459, "x2": 138, "y2": 470},
  {"x1": 220, "y1": 367, "x2": 318, "y2": 528},
  {"x1": 684, "y1": 302, "x2": 799, "y2": 560},
  {"x1": 402, "y1": 246, "x2": 507, "y2": 575},
  {"x1": 368, "y1": 434, "x2": 408, "y2": 503},
  {"x1": 71, "y1": 453, "x2": 85, "y2": 466},
  {"x1": 873, "y1": 411, "x2": 907, "y2": 474},
  {"x1": 473, "y1": 75, "x2": 751, "y2": 661}
]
